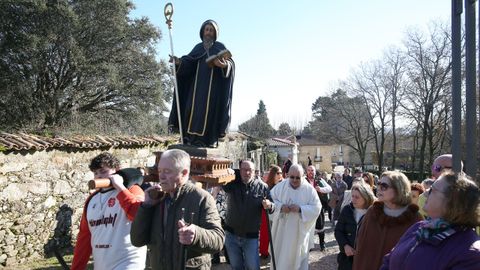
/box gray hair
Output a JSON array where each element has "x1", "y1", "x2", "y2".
[
  {"x1": 289, "y1": 164, "x2": 304, "y2": 176},
  {"x1": 241, "y1": 160, "x2": 255, "y2": 170},
  {"x1": 161, "y1": 149, "x2": 191, "y2": 173},
  {"x1": 353, "y1": 177, "x2": 365, "y2": 185}
]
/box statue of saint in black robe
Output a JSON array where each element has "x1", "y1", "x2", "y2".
[{"x1": 168, "y1": 20, "x2": 235, "y2": 147}]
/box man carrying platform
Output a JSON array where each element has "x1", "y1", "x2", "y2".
[{"x1": 130, "y1": 149, "x2": 224, "y2": 269}]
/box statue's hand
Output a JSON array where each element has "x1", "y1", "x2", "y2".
[
  {"x1": 169, "y1": 55, "x2": 180, "y2": 65},
  {"x1": 213, "y1": 58, "x2": 227, "y2": 68}
]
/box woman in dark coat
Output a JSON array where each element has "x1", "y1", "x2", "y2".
[
  {"x1": 334, "y1": 183, "x2": 375, "y2": 270},
  {"x1": 352, "y1": 171, "x2": 423, "y2": 270}
]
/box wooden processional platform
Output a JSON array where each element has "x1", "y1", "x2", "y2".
[{"x1": 145, "y1": 144, "x2": 235, "y2": 187}]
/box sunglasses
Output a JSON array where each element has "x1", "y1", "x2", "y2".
[
  {"x1": 378, "y1": 182, "x2": 391, "y2": 191},
  {"x1": 427, "y1": 185, "x2": 444, "y2": 197},
  {"x1": 431, "y1": 164, "x2": 452, "y2": 173},
  {"x1": 289, "y1": 176, "x2": 301, "y2": 180}
]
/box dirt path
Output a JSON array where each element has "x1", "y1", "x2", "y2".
[{"x1": 213, "y1": 220, "x2": 339, "y2": 270}]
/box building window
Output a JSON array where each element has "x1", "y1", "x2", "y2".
[{"x1": 314, "y1": 147, "x2": 322, "y2": 162}]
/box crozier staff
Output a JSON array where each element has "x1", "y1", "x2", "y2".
[{"x1": 168, "y1": 19, "x2": 235, "y2": 148}]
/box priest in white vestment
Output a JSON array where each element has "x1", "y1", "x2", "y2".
[{"x1": 268, "y1": 164, "x2": 321, "y2": 270}]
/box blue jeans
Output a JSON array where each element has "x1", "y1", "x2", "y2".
[{"x1": 224, "y1": 231, "x2": 259, "y2": 270}]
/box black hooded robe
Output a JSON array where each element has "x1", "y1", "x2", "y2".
[{"x1": 168, "y1": 40, "x2": 235, "y2": 147}]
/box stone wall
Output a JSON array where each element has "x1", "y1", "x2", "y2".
[
  {"x1": 0, "y1": 146, "x2": 165, "y2": 267},
  {"x1": 0, "y1": 134, "x2": 247, "y2": 267},
  {"x1": 216, "y1": 133, "x2": 248, "y2": 169}
]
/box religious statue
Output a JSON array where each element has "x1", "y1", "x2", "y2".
[{"x1": 168, "y1": 20, "x2": 235, "y2": 148}]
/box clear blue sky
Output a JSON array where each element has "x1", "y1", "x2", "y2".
[{"x1": 130, "y1": 1, "x2": 451, "y2": 131}]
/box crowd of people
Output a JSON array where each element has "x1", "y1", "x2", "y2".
[
  {"x1": 41, "y1": 16, "x2": 477, "y2": 270},
  {"x1": 70, "y1": 151, "x2": 480, "y2": 270}
]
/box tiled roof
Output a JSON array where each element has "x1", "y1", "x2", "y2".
[
  {"x1": 0, "y1": 132, "x2": 178, "y2": 151},
  {"x1": 266, "y1": 138, "x2": 295, "y2": 147},
  {"x1": 296, "y1": 136, "x2": 327, "y2": 146}
]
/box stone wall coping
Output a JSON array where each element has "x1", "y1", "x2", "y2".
[{"x1": 0, "y1": 132, "x2": 179, "y2": 151}]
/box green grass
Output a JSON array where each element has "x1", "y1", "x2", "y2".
[{"x1": 5, "y1": 255, "x2": 93, "y2": 270}]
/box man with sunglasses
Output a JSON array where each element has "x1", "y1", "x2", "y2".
[
  {"x1": 418, "y1": 154, "x2": 460, "y2": 218},
  {"x1": 269, "y1": 164, "x2": 321, "y2": 270}
]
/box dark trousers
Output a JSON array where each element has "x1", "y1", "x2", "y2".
[
  {"x1": 321, "y1": 198, "x2": 332, "y2": 221},
  {"x1": 337, "y1": 252, "x2": 353, "y2": 270},
  {"x1": 212, "y1": 220, "x2": 229, "y2": 264},
  {"x1": 316, "y1": 204, "x2": 326, "y2": 246},
  {"x1": 317, "y1": 199, "x2": 331, "y2": 247}
]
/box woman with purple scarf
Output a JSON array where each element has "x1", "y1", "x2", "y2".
[{"x1": 380, "y1": 172, "x2": 480, "y2": 270}]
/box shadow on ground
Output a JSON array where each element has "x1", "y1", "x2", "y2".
[{"x1": 310, "y1": 253, "x2": 337, "y2": 269}]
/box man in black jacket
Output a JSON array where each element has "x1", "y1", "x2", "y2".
[
  {"x1": 343, "y1": 168, "x2": 353, "y2": 189},
  {"x1": 223, "y1": 160, "x2": 274, "y2": 270},
  {"x1": 306, "y1": 167, "x2": 332, "y2": 251}
]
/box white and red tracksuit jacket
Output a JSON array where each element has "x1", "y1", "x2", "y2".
[{"x1": 71, "y1": 185, "x2": 146, "y2": 270}]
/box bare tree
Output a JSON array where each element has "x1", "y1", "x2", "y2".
[
  {"x1": 308, "y1": 88, "x2": 375, "y2": 167},
  {"x1": 383, "y1": 47, "x2": 407, "y2": 170},
  {"x1": 346, "y1": 45, "x2": 407, "y2": 171},
  {"x1": 349, "y1": 59, "x2": 391, "y2": 171},
  {"x1": 401, "y1": 22, "x2": 452, "y2": 179}
]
